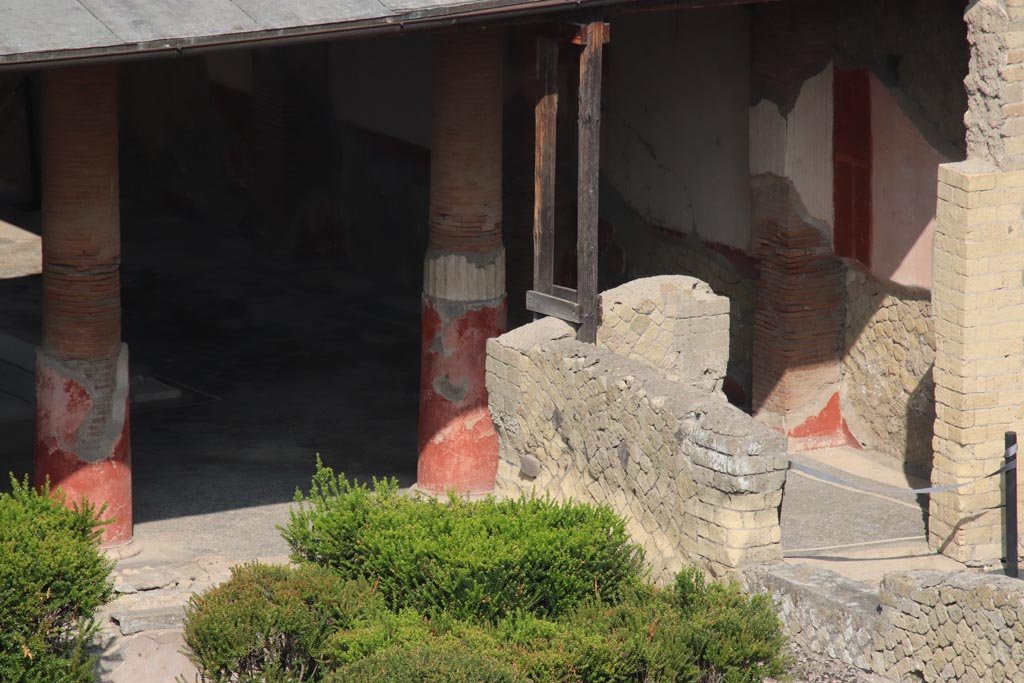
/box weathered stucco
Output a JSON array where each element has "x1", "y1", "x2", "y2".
[
  {"x1": 749, "y1": 63, "x2": 834, "y2": 229},
  {"x1": 871, "y1": 76, "x2": 951, "y2": 288},
  {"x1": 603, "y1": 8, "x2": 751, "y2": 249},
  {"x1": 964, "y1": 0, "x2": 1013, "y2": 168},
  {"x1": 750, "y1": 0, "x2": 968, "y2": 158}
]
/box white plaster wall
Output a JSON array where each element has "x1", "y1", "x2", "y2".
[
  {"x1": 329, "y1": 35, "x2": 433, "y2": 149},
  {"x1": 785, "y1": 65, "x2": 834, "y2": 229},
  {"x1": 749, "y1": 63, "x2": 834, "y2": 230},
  {"x1": 870, "y1": 76, "x2": 948, "y2": 290},
  {"x1": 603, "y1": 9, "x2": 752, "y2": 250}
]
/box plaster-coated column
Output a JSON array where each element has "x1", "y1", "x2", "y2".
[
  {"x1": 36, "y1": 64, "x2": 131, "y2": 546},
  {"x1": 418, "y1": 31, "x2": 506, "y2": 494}
]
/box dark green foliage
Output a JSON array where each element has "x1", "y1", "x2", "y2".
[
  {"x1": 0, "y1": 476, "x2": 113, "y2": 683},
  {"x1": 331, "y1": 640, "x2": 522, "y2": 683},
  {"x1": 186, "y1": 464, "x2": 786, "y2": 683},
  {"x1": 182, "y1": 563, "x2": 381, "y2": 683},
  {"x1": 281, "y1": 461, "x2": 645, "y2": 621},
  {"x1": 667, "y1": 567, "x2": 787, "y2": 683},
  {"x1": 323, "y1": 580, "x2": 786, "y2": 683}
]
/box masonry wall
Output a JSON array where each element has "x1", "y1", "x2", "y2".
[
  {"x1": 487, "y1": 277, "x2": 788, "y2": 582},
  {"x1": 875, "y1": 570, "x2": 1024, "y2": 682},
  {"x1": 842, "y1": 266, "x2": 936, "y2": 466},
  {"x1": 745, "y1": 0, "x2": 967, "y2": 460},
  {"x1": 745, "y1": 562, "x2": 1024, "y2": 682},
  {"x1": 600, "y1": 181, "x2": 757, "y2": 409},
  {"x1": 930, "y1": 161, "x2": 1024, "y2": 563}
]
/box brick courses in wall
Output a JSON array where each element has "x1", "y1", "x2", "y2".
[
  {"x1": 36, "y1": 64, "x2": 132, "y2": 546},
  {"x1": 487, "y1": 277, "x2": 788, "y2": 582},
  {"x1": 841, "y1": 264, "x2": 935, "y2": 466},
  {"x1": 417, "y1": 30, "x2": 506, "y2": 495},
  {"x1": 751, "y1": 176, "x2": 853, "y2": 450},
  {"x1": 930, "y1": 160, "x2": 1024, "y2": 564}
]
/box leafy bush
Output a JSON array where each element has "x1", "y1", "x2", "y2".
[
  {"x1": 182, "y1": 563, "x2": 381, "y2": 683},
  {"x1": 667, "y1": 568, "x2": 787, "y2": 683},
  {"x1": 186, "y1": 464, "x2": 786, "y2": 682},
  {"x1": 323, "y1": 579, "x2": 786, "y2": 683},
  {"x1": 329, "y1": 640, "x2": 522, "y2": 683},
  {"x1": 0, "y1": 476, "x2": 113, "y2": 683},
  {"x1": 281, "y1": 461, "x2": 644, "y2": 621}
]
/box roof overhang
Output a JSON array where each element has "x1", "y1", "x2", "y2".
[{"x1": 0, "y1": 0, "x2": 773, "y2": 70}]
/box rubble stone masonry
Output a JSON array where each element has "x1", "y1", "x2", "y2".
[
  {"x1": 842, "y1": 265, "x2": 935, "y2": 466},
  {"x1": 876, "y1": 570, "x2": 1024, "y2": 682},
  {"x1": 487, "y1": 277, "x2": 788, "y2": 582},
  {"x1": 745, "y1": 562, "x2": 1024, "y2": 682}
]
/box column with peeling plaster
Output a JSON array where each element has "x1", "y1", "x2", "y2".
[
  {"x1": 36, "y1": 64, "x2": 131, "y2": 546},
  {"x1": 418, "y1": 31, "x2": 506, "y2": 494}
]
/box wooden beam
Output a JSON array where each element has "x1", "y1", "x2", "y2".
[
  {"x1": 552, "y1": 284, "x2": 577, "y2": 302},
  {"x1": 526, "y1": 290, "x2": 582, "y2": 323},
  {"x1": 570, "y1": 21, "x2": 611, "y2": 45},
  {"x1": 576, "y1": 20, "x2": 604, "y2": 343},
  {"x1": 532, "y1": 35, "x2": 558, "y2": 302}
]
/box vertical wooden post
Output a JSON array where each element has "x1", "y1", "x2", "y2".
[
  {"x1": 533, "y1": 36, "x2": 559, "y2": 301},
  {"x1": 576, "y1": 22, "x2": 604, "y2": 343}
]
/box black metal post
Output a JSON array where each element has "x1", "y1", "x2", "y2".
[{"x1": 1006, "y1": 431, "x2": 1018, "y2": 579}]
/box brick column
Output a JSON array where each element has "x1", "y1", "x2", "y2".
[
  {"x1": 417, "y1": 31, "x2": 507, "y2": 494},
  {"x1": 930, "y1": 163, "x2": 1024, "y2": 563},
  {"x1": 750, "y1": 178, "x2": 853, "y2": 451},
  {"x1": 36, "y1": 65, "x2": 131, "y2": 546},
  {"x1": 928, "y1": 0, "x2": 1024, "y2": 563}
]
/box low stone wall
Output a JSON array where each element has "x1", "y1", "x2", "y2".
[
  {"x1": 601, "y1": 183, "x2": 757, "y2": 408},
  {"x1": 487, "y1": 308, "x2": 788, "y2": 582},
  {"x1": 742, "y1": 563, "x2": 882, "y2": 672},
  {"x1": 842, "y1": 264, "x2": 935, "y2": 467},
  {"x1": 745, "y1": 562, "x2": 1024, "y2": 683},
  {"x1": 877, "y1": 570, "x2": 1024, "y2": 682},
  {"x1": 598, "y1": 276, "x2": 729, "y2": 393}
]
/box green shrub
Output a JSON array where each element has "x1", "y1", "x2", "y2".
[
  {"x1": 320, "y1": 608, "x2": 431, "y2": 667},
  {"x1": 281, "y1": 461, "x2": 644, "y2": 621},
  {"x1": 193, "y1": 464, "x2": 786, "y2": 682},
  {"x1": 0, "y1": 476, "x2": 113, "y2": 683},
  {"x1": 324, "y1": 580, "x2": 784, "y2": 683},
  {"x1": 666, "y1": 568, "x2": 787, "y2": 683},
  {"x1": 330, "y1": 640, "x2": 523, "y2": 683},
  {"x1": 182, "y1": 563, "x2": 381, "y2": 682}
]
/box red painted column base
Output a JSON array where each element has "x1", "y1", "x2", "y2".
[
  {"x1": 34, "y1": 346, "x2": 132, "y2": 546},
  {"x1": 418, "y1": 296, "x2": 506, "y2": 494}
]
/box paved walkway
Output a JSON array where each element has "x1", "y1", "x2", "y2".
[{"x1": 782, "y1": 446, "x2": 964, "y2": 584}]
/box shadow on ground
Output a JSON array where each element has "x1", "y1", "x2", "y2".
[{"x1": 0, "y1": 204, "x2": 421, "y2": 560}]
